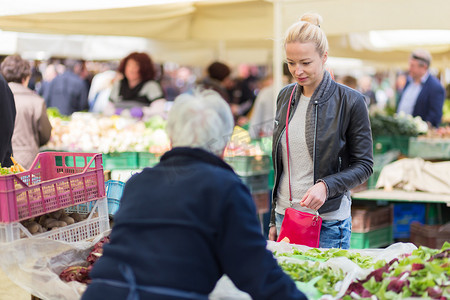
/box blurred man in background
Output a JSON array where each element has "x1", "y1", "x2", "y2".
[{"x1": 397, "y1": 49, "x2": 445, "y2": 128}]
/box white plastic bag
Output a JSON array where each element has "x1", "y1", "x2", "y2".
[{"x1": 0, "y1": 232, "x2": 110, "y2": 300}]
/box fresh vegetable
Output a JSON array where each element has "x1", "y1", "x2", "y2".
[
  {"x1": 343, "y1": 242, "x2": 450, "y2": 299},
  {"x1": 20, "y1": 209, "x2": 87, "y2": 236},
  {"x1": 277, "y1": 247, "x2": 383, "y2": 269},
  {"x1": 59, "y1": 236, "x2": 110, "y2": 284},
  {"x1": 370, "y1": 112, "x2": 427, "y2": 137},
  {"x1": 59, "y1": 266, "x2": 90, "y2": 284},
  {"x1": 278, "y1": 260, "x2": 345, "y2": 297}
]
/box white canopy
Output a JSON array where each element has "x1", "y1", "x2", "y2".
[{"x1": 0, "y1": 0, "x2": 449, "y2": 69}]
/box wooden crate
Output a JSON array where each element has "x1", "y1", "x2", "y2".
[
  {"x1": 352, "y1": 205, "x2": 393, "y2": 233},
  {"x1": 410, "y1": 222, "x2": 450, "y2": 249}
]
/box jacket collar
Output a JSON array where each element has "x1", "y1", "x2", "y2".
[
  {"x1": 160, "y1": 147, "x2": 235, "y2": 173},
  {"x1": 294, "y1": 70, "x2": 335, "y2": 104}
]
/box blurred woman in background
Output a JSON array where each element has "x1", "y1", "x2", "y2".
[
  {"x1": 0, "y1": 55, "x2": 52, "y2": 169},
  {"x1": 109, "y1": 52, "x2": 164, "y2": 109}
]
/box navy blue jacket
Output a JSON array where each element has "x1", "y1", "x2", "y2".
[
  {"x1": 83, "y1": 147, "x2": 305, "y2": 300},
  {"x1": 44, "y1": 71, "x2": 88, "y2": 116},
  {"x1": 400, "y1": 74, "x2": 445, "y2": 127},
  {"x1": 0, "y1": 74, "x2": 16, "y2": 167}
]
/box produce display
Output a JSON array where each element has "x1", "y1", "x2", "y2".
[
  {"x1": 370, "y1": 112, "x2": 428, "y2": 137},
  {"x1": 47, "y1": 112, "x2": 170, "y2": 154},
  {"x1": 273, "y1": 243, "x2": 449, "y2": 300},
  {"x1": 225, "y1": 126, "x2": 266, "y2": 157},
  {"x1": 421, "y1": 125, "x2": 450, "y2": 139},
  {"x1": 278, "y1": 247, "x2": 380, "y2": 269},
  {"x1": 275, "y1": 247, "x2": 383, "y2": 298},
  {"x1": 47, "y1": 112, "x2": 266, "y2": 161},
  {"x1": 343, "y1": 242, "x2": 450, "y2": 299},
  {"x1": 20, "y1": 209, "x2": 89, "y2": 236},
  {"x1": 279, "y1": 260, "x2": 345, "y2": 297}
]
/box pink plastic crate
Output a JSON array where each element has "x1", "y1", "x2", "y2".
[{"x1": 0, "y1": 152, "x2": 105, "y2": 223}]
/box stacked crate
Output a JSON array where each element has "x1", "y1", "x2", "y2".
[
  {"x1": 410, "y1": 222, "x2": 450, "y2": 249},
  {"x1": 0, "y1": 152, "x2": 109, "y2": 243},
  {"x1": 350, "y1": 205, "x2": 394, "y2": 249},
  {"x1": 225, "y1": 155, "x2": 271, "y2": 214}
]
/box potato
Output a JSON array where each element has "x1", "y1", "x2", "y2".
[
  {"x1": 26, "y1": 221, "x2": 41, "y2": 234},
  {"x1": 69, "y1": 212, "x2": 84, "y2": 222},
  {"x1": 49, "y1": 209, "x2": 64, "y2": 220},
  {"x1": 44, "y1": 218, "x2": 58, "y2": 228},
  {"x1": 38, "y1": 215, "x2": 48, "y2": 226},
  {"x1": 46, "y1": 220, "x2": 68, "y2": 228},
  {"x1": 60, "y1": 216, "x2": 75, "y2": 225}
]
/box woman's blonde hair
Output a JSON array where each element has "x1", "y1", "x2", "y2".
[{"x1": 284, "y1": 13, "x2": 329, "y2": 57}]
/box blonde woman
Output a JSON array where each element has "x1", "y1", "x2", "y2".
[{"x1": 268, "y1": 13, "x2": 373, "y2": 249}]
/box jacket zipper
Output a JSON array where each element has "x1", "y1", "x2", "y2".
[{"x1": 313, "y1": 101, "x2": 318, "y2": 182}]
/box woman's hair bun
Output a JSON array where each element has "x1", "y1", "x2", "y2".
[{"x1": 300, "y1": 13, "x2": 323, "y2": 27}]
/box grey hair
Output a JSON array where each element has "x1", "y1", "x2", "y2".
[
  {"x1": 0, "y1": 55, "x2": 31, "y2": 83},
  {"x1": 166, "y1": 89, "x2": 234, "y2": 156},
  {"x1": 411, "y1": 49, "x2": 432, "y2": 68},
  {"x1": 284, "y1": 13, "x2": 328, "y2": 57}
]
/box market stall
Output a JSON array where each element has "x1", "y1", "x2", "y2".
[
  {"x1": 352, "y1": 115, "x2": 450, "y2": 249},
  {"x1": 0, "y1": 111, "x2": 449, "y2": 299},
  {"x1": 0, "y1": 234, "x2": 448, "y2": 299}
]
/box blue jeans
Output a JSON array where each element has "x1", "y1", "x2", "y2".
[{"x1": 275, "y1": 212, "x2": 352, "y2": 249}]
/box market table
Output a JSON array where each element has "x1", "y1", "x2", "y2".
[{"x1": 352, "y1": 189, "x2": 450, "y2": 206}]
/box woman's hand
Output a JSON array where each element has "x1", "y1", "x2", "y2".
[
  {"x1": 299, "y1": 181, "x2": 327, "y2": 211},
  {"x1": 268, "y1": 226, "x2": 278, "y2": 241}
]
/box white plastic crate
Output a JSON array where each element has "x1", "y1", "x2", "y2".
[{"x1": 0, "y1": 198, "x2": 110, "y2": 243}]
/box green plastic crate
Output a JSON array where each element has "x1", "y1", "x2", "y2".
[
  {"x1": 103, "y1": 152, "x2": 139, "y2": 170},
  {"x1": 138, "y1": 152, "x2": 161, "y2": 168},
  {"x1": 240, "y1": 173, "x2": 269, "y2": 193},
  {"x1": 350, "y1": 225, "x2": 393, "y2": 249},
  {"x1": 225, "y1": 155, "x2": 271, "y2": 176},
  {"x1": 373, "y1": 135, "x2": 410, "y2": 156},
  {"x1": 408, "y1": 137, "x2": 450, "y2": 160}
]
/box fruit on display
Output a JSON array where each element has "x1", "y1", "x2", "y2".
[
  {"x1": 224, "y1": 126, "x2": 265, "y2": 157},
  {"x1": 422, "y1": 125, "x2": 450, "y2": 139}
]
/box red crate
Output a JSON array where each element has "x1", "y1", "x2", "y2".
[{"x1": 0, "y1": 152, "x2": 105, "y2": 223}]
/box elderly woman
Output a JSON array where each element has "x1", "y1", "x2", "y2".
[
  {"x1": 109, "y1": 52, "x2": 164, "y2": 109},
  {"x1": 82, "y1": 90, "x2": 306, "y2": 300},
  {"x1": 0, "y1": 55, "x2": 52, "y2": 169}
]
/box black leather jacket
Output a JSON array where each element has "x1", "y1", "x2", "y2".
[{"x1": 270, "y1": 71, "x2": 373, "y2": 226}]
